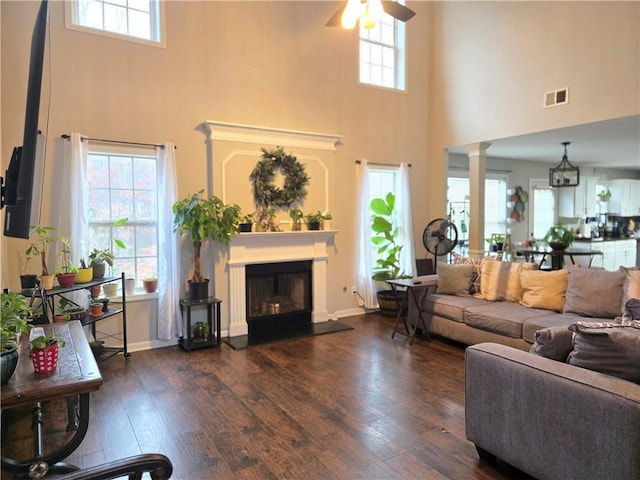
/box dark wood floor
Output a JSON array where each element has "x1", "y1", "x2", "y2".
[{"x1": 2, "y1": 313, "x2": 533, "y2": 480}]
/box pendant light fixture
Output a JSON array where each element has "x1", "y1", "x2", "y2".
[{"x1": 549, "y1": 141, "x2": 580, "y2": 187}]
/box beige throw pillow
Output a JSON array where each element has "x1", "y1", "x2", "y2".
[
  {"x1": 519, "y1": 269, "x2": 568, "y2": 312},
  {"x1": 435, "y1": 263, "x2": 473, "y2": 296},
  {"x1": 480, "y1": 261, "x2": 537, "y2": 302}
]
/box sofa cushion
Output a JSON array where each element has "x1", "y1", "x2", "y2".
[
  {"x1": 519, "y1": 269, "x2": 568, "y2": 312},
  {"x1": 530, "y1": 325, "x2": 574, "y2": 361},
  {"x1": 464, "y1": 302, "x2": 545, "y2": 338},
  {"x1": 568, "y1": 321, "x2": 640, "y2": 384},
  {"x1": 479, "y1": 261, "x2": 537, "y2": 302},
  {"x1": 563, "y1": 268, "x2": 625, "y2": 318},
  {"x1": 435, "y1": 263, "x2": 473, "y2": 296},
  {"x1": 422, "y1": 294, "x2": 489, "y2": 323},
  {"x1": 521, "y1": 313, "x2": 599, "y2": 344},
  {"x1": 621, "y1": 267, "x2": 640, "y2": 313}
]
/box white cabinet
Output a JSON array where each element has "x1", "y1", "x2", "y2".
[
  {"x1": 558, "y1": 176, "x2": 599, "y2": 217},
  {"x1": 609, "y1": 179, "x2": 640, "y2": 216},
  {"x1": 598, "y1": 239, "x2": 637, "y2": 271}
]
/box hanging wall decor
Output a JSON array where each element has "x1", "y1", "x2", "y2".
[{"x1": 506, "y1": 186, "x2": 528, "y2": 223}]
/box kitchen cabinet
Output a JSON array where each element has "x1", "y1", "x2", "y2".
[
  {"x1": 558, "y1": 176, "x2": 599, "y2": 218},
  {"x1": 609, "y1": 179, "x2": 640, "y2": 216},
  {"x1": 597, "y1": 239, "x2": 637, "y2": 271}
]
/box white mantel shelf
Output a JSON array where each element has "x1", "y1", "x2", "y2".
[{"x1": 227, "y1": 230, "x2": 337, "y2": 337}]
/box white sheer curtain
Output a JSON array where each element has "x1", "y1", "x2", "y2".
[
  {"x1": 156, "y1": 143, "x2": 181, "y2": 340},
  {"x1": 397, "y1": 162, "x2": 415, "y2": 277},
  {"x1": 355, "y1": 160, "x2": 378, "y2": 308}
]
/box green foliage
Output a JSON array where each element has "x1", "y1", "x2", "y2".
[
  {"x1": 1, "y1": 291, "x2": 32, "y2": 351},
  {"x1": 88, "y1": 218, "x2": 127, "y2": 268},
  {"x1": 289, "y1": 209, "x2": 304, "y2": 222},
  {"x1": 543, "y1": 223, "x2": 574, "y2": 248},
  {"x1": 30, "y1": 335, "x2": 65, "y2": 349},
  {"x1": 370, "y1": 193, "x2": 408, "y2": 282},
  {"x1": 172, "y1": 190, "x2": 241, "y2": 282},
  {"x1": 251, "y1": 147, "x2": 309, "y2": 209},
  {"x1": 305, "y1": 211, "x2": 324, "y2": 223},
  {"x1": 26, "y1": 225, "x2": 56, "y2": 276},
  {"x1": 57, "y1": 236, "x2": 74, "y2": 273}
]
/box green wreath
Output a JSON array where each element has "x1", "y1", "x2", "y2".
[{"x1": 251, "y1": 146, "x2": 309, "y2": 208}]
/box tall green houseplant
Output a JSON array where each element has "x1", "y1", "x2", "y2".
[
  {"x1": 172, "y1": 190, "x2": 241, "y2": 299},
  {"x1": 371, "y1": 192, "x2": 408, "y2": 282}
]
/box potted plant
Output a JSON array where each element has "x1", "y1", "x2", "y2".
[
  {"x1": 17, "y1": 250, "x2": 37, "y2": 291},
  {"x1": 55, "y1": 236, "x2": 77, "y2": 287},
  {"x1": 305, "y1": 211, "x2": 323, "y2": 231},
  {"x1": 1, "y1": 291, "x2": 33, "y2": 384},
  {"x1": 88, "y1": 218, "x2": 127, "y2": 279},
  {"x1": 321, "y1": 212, "x2": 333, "y2": 230},
  {"x1": 142, "y1": 276, "x2": 158, "y2": 293},
  {"x1": 490, "y1": 234, "x2": 505, "y2": 252},
  {"x1": 238, "y1": 213, "x2": 253, "y2": 233},
  {"x1": 371, "y1": 193, "x2": 410, "y2": 316},
  {"x1": 30, "y1": 334, "x2": 65, "y2": 373},
  {"x1": 26, "y1": 225, "x2": 56, "y2": 289},
  {"x1": 289, "y1": 209, "x2": 304, "y2": 231},
  {"x1": 597, "y1": 188, "x2": 611, "y2": 202},
  {"x1": 172, "y1": 190, "x2": 241, "y2": 301},
  {"x1": 53, "y1": 297, "x2": 71, "y2": 323},
  {"x1": 543, "y1": 223, "x2": 574, "y2": 250},
  {"x1": 76, "y1": 259, "x2": 93, "y2": 284},
  {"x1": 255, "y1": 207, "x2": 278, "y2": 232}
]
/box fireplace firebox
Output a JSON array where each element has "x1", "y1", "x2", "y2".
[{"x1": 245, "y1": 260, "x2": 312, "y2": 336}]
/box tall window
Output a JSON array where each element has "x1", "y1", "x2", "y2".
[
  {"x1": 359, "y1": 5, "x2": 406, "y2": 90},
  {"x1": 87, "y1": 148, "x2": 159, "y2": 288},
  {"x1": 447, "y1": 173, "x2": 508, "y2": 247},
  {"x1": 529, "y1": 180, "x2": 556, "y2": 240},
  {"x1": 66, "y1": 0, "x2": 164, "y2": 46}
]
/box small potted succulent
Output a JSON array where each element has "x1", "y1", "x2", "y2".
[
  {"x1": 30, "y1": 334, "x2": 65, "y2": 373},
  {"x1": 321, "y1": 212, "x2": 333, "y2": 230},
  {"x1": 305, "y1": 211, "x2": 324, "y2": 231},
  {"x1": 142, "y1": 275, "x2": 158, "y2": 293},
  {"x1": 238, "y1": 213, "x2": 253, "y2": 233},
  {"x1": 289, "y1": 209, "x2": 304, "y2": 231}
]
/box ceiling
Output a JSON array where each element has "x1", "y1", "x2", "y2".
[{"x1": 450, "y1": 115, "x2": 640, "y2": 171}]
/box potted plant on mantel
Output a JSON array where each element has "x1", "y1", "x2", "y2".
[
  {"x1": 1, "y1": 291, "x2": 33, "y2": 385},
  {"x1": 371, "y1": 193, "x2": 411, "y2": 316},
  {"x1": 172, "y1": 190, "x2": 241, "y2": 301}
]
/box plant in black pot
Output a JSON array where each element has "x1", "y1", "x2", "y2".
[
  {"x1": 173, "y1": 190, "x2": 241, "y2": 301},
  {"x1": 371, "y1": 193, "x2": 410, "y2": 316},
  {"x1": 238, "y1": 213, "x2": 253, "y2": 233},
  {"x1": 88, "y1": 218, "x2": 127, "y2": 278},
  {"x1": 17, "y1": 250, "x2": 37, "y2": 291},
  {"x1": 26, "y1": 225, "x2": 56, "y2": 289},
  {"x1": 1, "y1": 291, "x2": 33, "y2": 385},
  {"x1": 305, "y1": 211, "x2": 323, "y2": 231},
  {"x1": 543, "y1": 223, "x2": 574, "y2": 251}
]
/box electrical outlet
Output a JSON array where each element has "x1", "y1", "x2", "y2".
[{"x1": 350, "y1": 286, "x2": 357, "y2": 294}]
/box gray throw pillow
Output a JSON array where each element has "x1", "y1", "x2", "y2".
[
  {"x1": 567, "y1": 321, "x2": 640, "y2": 384},
  {"x1": 530, "y1": 326, "x2": 574, "y2": 362},
  {"x1": 563, "y1": 269, "x2": 625, "y2": 318}
]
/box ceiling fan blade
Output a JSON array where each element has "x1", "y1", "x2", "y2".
[
  {"x1": 382, "y1": 1, "x2": 416, "y2": 22},
  {"x1": 326, "y1": 6, "x2": 346, "y2": 27}
]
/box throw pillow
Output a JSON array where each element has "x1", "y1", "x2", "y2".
[
  {"x1": 435, "y1": 263, "x2": 474, "y2": 296},
  {"x1": 567, "y1": 321, "x2": 640, "y2": 384},
  {"x1": 452, "y1": 253, "x2": 483, "y2": 294},
  {"x1": 620, "y1": 266, "x2": 640, "y2": 313},
  {"x1": 480, "y1": 261, "x2": 537, "y2": 302},
  {"x1": 519, "y1": 269, "x2": 568, "y2": 312},
  {"x1": 530, "y1": 325, "x2": 574, "y2": 362},
  {"x1": 563, "y1": 268, "x2": 625, "y2": 318}
]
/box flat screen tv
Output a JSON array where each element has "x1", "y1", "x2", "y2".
[{"x1": 2, "y1": 0, "x2": 48, "y2": 239}]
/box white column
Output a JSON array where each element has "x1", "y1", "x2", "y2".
[{"x1": 467, "y1": 142, "x2": 491, "y2": 258}]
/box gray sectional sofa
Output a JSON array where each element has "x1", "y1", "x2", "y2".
[{"x1": 408, "y1": 262, "x2": 629, "y2": 350}]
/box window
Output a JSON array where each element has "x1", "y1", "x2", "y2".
[
  {"x1": 368, "y1": 166, "x2": 400, "y2": 267},
  {"x1": 359, "y1": 4, "x2": 406, "y2": 90},
  {"x1": 529, "y1": 180, "x2": 556, "y2": 240},
  {"x1": 447, "y1": 173, "x2": 509, "y2": 248},
  {"x1": 66, "y1": 0, "x2": 164, "y2": 46},
  {"x1": 87, "y1": 148, "x2": 159, "y2": 288}
]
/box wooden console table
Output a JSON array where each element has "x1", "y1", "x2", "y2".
[{"x1": 1, "y1": 320, "x2": 103, "y2": 478}]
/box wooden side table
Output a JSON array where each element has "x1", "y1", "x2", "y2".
[
  {"x1": 179, "y1": 298, "x2": 221, "y2": 351},
  {"x1": 387, "y1": 275, "x2": 438, "y2": 345}
]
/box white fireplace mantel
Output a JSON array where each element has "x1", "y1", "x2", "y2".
[{"x1": 227, "y1": 231, "x2": 336, "y2": 337}]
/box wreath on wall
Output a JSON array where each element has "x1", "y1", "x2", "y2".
[{"x1": 250, "y1": 146, "x2": 309, "y2": 209}]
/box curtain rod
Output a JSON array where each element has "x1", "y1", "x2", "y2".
[
  {"x1": 60, "y1": 134, "x2": 173, "y2": 149},
  {"x1": 355, "y1": 160, "x2": 412, "y2": 167}
]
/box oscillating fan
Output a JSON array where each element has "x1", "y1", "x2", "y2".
[{"x1": 422, "y1": 218, "x2": 458, "y2": 273}]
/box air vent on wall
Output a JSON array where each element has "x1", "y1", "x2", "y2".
[{"x1": 544, "y1": 87, "x2": 569, "y2": 108}]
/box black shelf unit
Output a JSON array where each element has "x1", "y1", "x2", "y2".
[
  {"x1": 30, "y1": 273, "x2": 129, "y2": 362},
  {"x1": 179, "y1": 297, "x2": 221, "y2": 352}
]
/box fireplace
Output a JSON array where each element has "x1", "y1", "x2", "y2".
[
  {"x1": 246, "y1": 260, "x2": 312, "y2": 336},
  {"x1": 227, "y1": 231, "x2": 336, "y2": 338}
]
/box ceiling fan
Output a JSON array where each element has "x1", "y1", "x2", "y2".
[{"x1": 326, "y1": 0, "x2": 416, "y2": 30}]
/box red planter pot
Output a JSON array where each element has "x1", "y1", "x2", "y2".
[
  {"x1": 56, "y1": 273, "x2": 76, "y2": 288},
  {"x1": 31, "y1": 343, "x2": 59, "y2": 373},
  {"x1": 143, "y1": 279, "x2": 158, "y2": 293}
]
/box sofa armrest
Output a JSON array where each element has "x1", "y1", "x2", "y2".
[{"x1": 465, "y1": 343, "x2": 640, "y2": 480}]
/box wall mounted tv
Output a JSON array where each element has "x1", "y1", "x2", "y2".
[{"x1": 1, "y1": 0, "x2": 48, "y2": 239}]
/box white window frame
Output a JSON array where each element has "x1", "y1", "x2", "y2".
[
  {"x1": 65, "y1": 0, "x2": 166, "y2": 48},
  {"x1": 86, "y1": 144, "x2": 160, "y2": 291},
  {"x1": 359, "y1": 4, "x2": 406, "y2": 91},
  {"x1": 368, "y1": 165, "x2": 401, "y2": 270}
]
